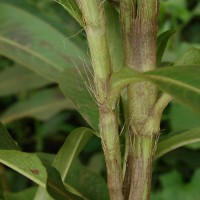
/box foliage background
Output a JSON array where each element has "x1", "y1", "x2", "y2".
[{"x1": 0, "y1": 0, "x2": 200, "y2": 199}]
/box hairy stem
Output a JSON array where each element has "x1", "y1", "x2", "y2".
[
  {"x1": 100, "y1": 105, "x2": 124, "y2": 200},
  {"x1": 120, "y1": 0, "x2": 159, "y2": 199},
  {"x1": 129, "y1": 135, "x2": 156, "y2": 200},
  {"x1": 76, "y1": 0, "x2": 111, "y2": 102},
  {"x1": 76, "y1": 1, "x2": 124, "y2": 199}
]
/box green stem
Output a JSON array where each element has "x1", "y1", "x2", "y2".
[
  {"x1": 76, "y1": 1, "x2": 124, "y2": 199},
  {"x1": 120, "y1": 0, "x2": 159, "y2": 199},
  {"x1": 129, "y1": 135, "x2": 156, "y2": 200},
  {"x1": 100, "y1": 105, "x2": 124, "y2": 200},
  {"x1": 76, "y1": 0, "x2": 111, "y2": 102}
]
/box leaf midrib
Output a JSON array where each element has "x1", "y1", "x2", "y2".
[
  {"x1": 147, "y1": 74, "x2": 200, "y2": 94},
  {"x1": 1, "y1": 99, "x2": 69, "y2": 124},
  {"x1": 0, "y1": 36, "x2": 62, "y2": 74}
]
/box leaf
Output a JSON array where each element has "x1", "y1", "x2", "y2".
[
  {"x1": 59, "y1": 68, "x2": 99, "y2": 132},
  {"x1": 145, "y1": 65, "x2": 200, "y2": 112},
  {"x1": 169, "y1": 102, "x2": 200, "y2": 131},
  {"x1": 156, "y1": 30, "x2": 175, "y2": 66},
  {"x1": 0, "y1": 149, "x2": 79, "y2": 200},
  {"x1": 0, "y1": 65, "x2": 51, "y2": 96},
  {"x1": 0, "y1": 0, "x2": 81, "y2": 38},
  {"x1": 154, "y1": 127, "x2": 200, "y2": 159},
  {"x1": 33, "y1": 187, "x2": 51, "y2": 200},
  {"x1": 53, "y1": 127, "x2": 93, "y2": 180},
  {"x1": 0, "y1": 124, "x2": 83, "y2": 200},
  {"x1": 57, "y1": 0, "x2": 83, "y2": 26},
  {"x1": 53, "y1": 127, "x2": 107, "y2": 200},
  {"x1": 0, "y1": 3, "x2": 87, "y2": 81},
  {"x1": 0, "y1": 122, "x2": 19, "y2": 150},
  {"x1": 45, "y1": 164, "x2": 82, "y2": 200},
  {"x1": 110, "y1": 64, "x2": 200, "y2": 113},
  {"x1": 0, "y1": 150, "x2": 47, "y2": 187},
  {"x1": 65, "y1": 161, "x2": 109, "y2": 200},
  {"x1": 151, "y1": 169, "x2": 200, "y2": 200},
  {"x1": 35, "y1": 127, "x2": 93, "y2": 199},
  {"x1": 4, "y1": 187, "x2": 37, "y2": 200},
  {"x1": 105, "y1": 2, "x2": 124, "y2": 71},
  {"x1": 175, "y1": 47, "x2": 200, "y2": 65},
  {"x1": 39, "y1": 113, "x2": 71, "y2": 138},
  {"x1": 109, "y1": 67, "x2": 143, "y2": 106},
  {"x1": 1, "y1": 88, "x2": 74, "y2": 124},
  {"x1": 36, "y1": 128, "x2": 94, "y2": 200}
]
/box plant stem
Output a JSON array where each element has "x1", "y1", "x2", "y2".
[
  {"x1": 129, "y1": 135, "x2": 155, "y2": 200},
  {"x1": 100, "y1": 105, "x2": 124, "y2": 200},
  {"x1": 76, "y1": 0, "x2": 111, "y2": 102},
  {"x1": 120, "y1": 0, "x2": 159, "y2": 199},
  {"x1": 76, "y1": 1, "x2": 124, "y2": 199}
]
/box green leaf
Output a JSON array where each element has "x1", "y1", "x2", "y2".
[
  {"x1": 34, "y1": 187, "x2": 51, "y2": 200},
  {"x1": 4, "y1": 187, "x2": 37, "y2": 200},
  {"x1": 157, "y1": 30, "x2": 175, "y2": 66},
  {"x1": 0, "y1": 150, "x2": 47, "y2": 187},
  {"x1": 1, "y1": 88, "x2": 74, "y2": 124},
  {"x1": 36, "y1": 161, "x2": 108, "y2": 200},
  {"x1": 36, "y1": 128, "x2": 95, "y2": 199},
  {"x1": 0, "y1": 3, "x2": 87, "y2": 81},
  {"x1": 35, "y1": 127, "x2": 93, "y2": 199},
  {"x1": 59, "y1": 68, "x2": 99, "y2": 132},
  {"x1": 0, "y1": 149, "x2": 79, "y2": 199},
  {"x1": 111, "y1": 63, "x2": 200, "y2": 113},
  {"x1": 109, "y1": 67, "x2": 143, "y2": 106},
  {"x1": 169, "y1": 102, "x2": 200, "y2": 131},
  {"x1": 154, "y1": 127, "x2": 200, "y2": 159},
  {"x1": 35, "y1": 128, "x2": 107, "y2": 200},
  {"x1": 145, "y1": 65, "x2": 200, "y2": 112},
  {"x1": 45, "y1": 165, "x2": 82, "y2": 200},
  {"x1": 0, "y1": 122, "x2": 19, "y2": 150},
  {"x1": 151, "y1": 169, "x2": 200, "y2": 200},
  {"x1": 175, "y1": 47, "x2": 200, "y2": 65},
  {"x1": 65, "y1": 161, "x2": 109, "y2": 200},
  {"x1": 0, "y1": 65, "x2": 51, "y2": 96},
  {"x1": 53, "y1": 127, "x2": 93, "y2": 180},
  {"x1": 105, "y1": 2, "x2": 124, "y2": 71},
  {"x1": 57, "y1": 0, "x2": 83, "y2": 26},
  {"x1": 0, "y1": 123, "x2": 83, "y2": 200}
]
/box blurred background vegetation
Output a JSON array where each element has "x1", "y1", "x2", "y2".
[{"x1": 0, "y1": 0, "x2": 200, "y2": 199}]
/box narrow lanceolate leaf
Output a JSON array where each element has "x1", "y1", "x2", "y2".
[
  {"x1": 38, "y1": 128, "x2": 94, "y2": 200},
  {"x1": 154, "y1": 127, "x2": 200, "y2": 159},
  {"x1": 105, "y1": 2, "x2": 124, "y2": 71},
  {"x1": 156, "y1": 30, "x2": 175, "y2": 66},
  {"x1": 145, "y1": 65, "x2": 200, "y2": 112},
  {"x1": 0, "y1": 124, "x2": 47, "y2": 188},
  {"x1": 0, "y1": 150, "x2": 47, "y2": 187},
  {"x1": 42, "y1": 160, "x2": 110, "y2": 200},
  {"x1": 0, "y1": 122, "x2": 19, "y2": 150},
  {"x1": 45, "y1": 165, "x2": 82, "y2": 200},
  {"x1": 57, "y1": 0, "x2": 83, "y2": 26},
  {"x1": 0, "y1": 65, "x2": 51, "y2": 96},
  {"x1": 59, "y1": 68, "x2": 99, "y2": 131},
  {"x1": 4, "y1": 187, "x2": 37, "y2": 200},
  {"x1": 53, "y1": 127, "x2": 93, "y2": 197},
  {"x1": 53, "y1": 127, "x2": 93, "y2": 180},
  {"x1": 175, "y1": 47, "x2": 200, "y2": 66},
  {"x1": 0, "y1": 124, "x2": 81, "y2": 200},
  {"x1": 110, "y1": 64, "x2": 200, "y2": 112},
  {"x1": 65, "y1": 161, "x2": 110, "y2": 200},
  {"x1": 109, "y1": 68, "x2": 142, "y2": 106},
  {"x1": 0, "y1": 3, "x2": 87, "y2": 81},
  {"x1": 0, "y1": 150, "x2": 79, "y2": 200},
  {"x1": 1, "y1": 88, "x2": 74, "y2": 124}
]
